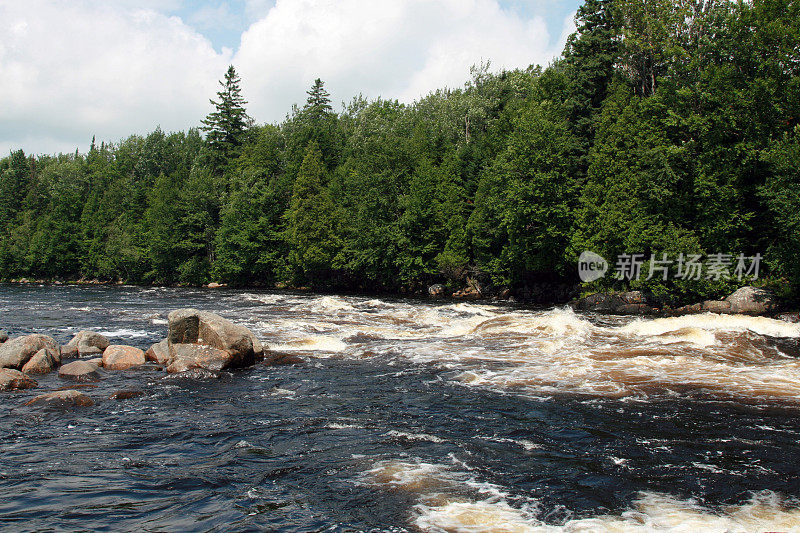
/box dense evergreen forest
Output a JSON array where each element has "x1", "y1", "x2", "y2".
[{"x1": 1, "y1": 0, "x2": 799, "y2": 305}]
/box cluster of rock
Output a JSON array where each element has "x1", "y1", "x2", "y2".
[
  {"x1": 572, "y1": 286, "x2": 782, "y2": 317},
  {"x1": 0, "y1": 309, "x2": 269, "y2": 403}
]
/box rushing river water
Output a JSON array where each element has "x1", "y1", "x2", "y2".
[{"x1": 2, "y1": 285, "x2": 800, "y2": 532}]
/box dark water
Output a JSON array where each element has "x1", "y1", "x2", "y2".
[{"x1": 2, "y1": 285, "x2": 800, "y2": 532}]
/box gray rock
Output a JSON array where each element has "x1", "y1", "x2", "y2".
[
  {"x1": 0, "y1": 334, "x2": 60, "y2": 370},
  {"x1": 573, "y1": 291, "x2": 657, "y2": 315},
  {"x1": 167, "y1": 309, "x2": 259, "y2": 368},
  {"x1": 0, "y1": 368, "x2": 37, "y2": 391},
  {"x1": 66, "y1": 331, "x2": 110, "y2": 357},
  {"x1": 0, "y1": 331, "x2": 8, "y2": 343},
  {"x1": 166, "y1": 343, "x2": 233, "y2": 373},
  {"x1": 58, "y1": 360, "x2": 102, "y2": 382},
  {"x1": 725, "y1": 286, "x2": 779, "y2": 315},
  {"x1": 776, "y1": 311, "x2": 800, "y2": 323}
]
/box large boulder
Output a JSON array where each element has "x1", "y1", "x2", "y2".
[
  {"x1": 26, "y1": 389, "x2": 94, "y2": 408},
  {"x1": 166, "y1": 344, "x2": 233, "y2": 373},
  {"x1": 21, "y1": 348, "x2": 59, "y2": 374},
  {"x1": 167, "y1": 309, "x2": 260, "y2": 368},
  {"x1": 66, "y1": 331, "x2": 109, "y2": 357},
  {"x1": 0, "y1": 368, "x2": 37, "y2": 391},
  {"x1": 572, "y1": 291, "x2": 657, "y2": 315},
  {"x1": 102, "y1": 345, "x2": 146, "y2": 371},
  {"x1": 58, "y1": 360, "x2": 102, "y2": 382},
  {"x1": 725, "y1": 286, "x2": 779, "y2": 315},
  {"x1": 145, "y1": 340, "x2": 170, "y2": 365},
  {"x1": 0, "y1": 334, "x2": 60, "y2": 370}
]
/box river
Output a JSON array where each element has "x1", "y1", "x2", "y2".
[{"x1": 1, "y1": 285, "x2": 800, "y2": 532}]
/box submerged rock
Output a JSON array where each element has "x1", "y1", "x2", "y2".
[
  {"x1": 26, "y1": 389, "x2": 94, "y2": 407},
  {"x1": 21, "y1": 348, "x2": 60, "y2": 374},
  {"x1": 66, "y1": 330, "x2": 110, "y2": 357},
  {"x1": 726, "y1": 286, "x2": 779, "y2": 315},
  {"x1": 102, "y1": 345, "x2": 146, "y2": 370},
  {"x1": 167, "y1": 309, "x2": 261, "y2": 368},
  {"x1": 109, "y1": 389, "x2": 144, "y2": 400},
  {"x1": 162, "y1": 367, "x2": 221, "y2": 380},
  {"x1": 58, "y1": 360, "x2": 102, "y2": 382},
  {"x1": 0, "y1": 368, "x2": 38, "y2": 391},
  {"x1": 0, "y1": 334, "x2": 60, "y2": 370}
]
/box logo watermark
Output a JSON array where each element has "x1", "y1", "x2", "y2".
[
  {"x1": 578, "y1": 252, "x2": 762, "y2": 282},
  {"x1": 578, "y1": 251, "x2": 609, "y2": 282}
]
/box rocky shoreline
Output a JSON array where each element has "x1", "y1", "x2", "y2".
[{"x1": 0, "y1": 309, "x2": 294, "y2": 405}]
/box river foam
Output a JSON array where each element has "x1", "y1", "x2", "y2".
[{"x1": 362, "y1": 459, "x2": 800, "y2": 533}]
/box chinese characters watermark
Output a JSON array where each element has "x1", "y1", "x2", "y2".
[{"x1": 579, "y1": 252, "x2": 761, "y2": 282}]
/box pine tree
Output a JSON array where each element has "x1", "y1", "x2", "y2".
[
  {"x1": 304, "y1": 78, "x2": 333, "y2": 119},
  {"x1": 201, "y1": 65, "x2": 250, "y2": 166}
]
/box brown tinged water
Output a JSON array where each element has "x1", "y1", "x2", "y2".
[{"x1": 1, "y1": 285, "x2": 800, "y2": 531}]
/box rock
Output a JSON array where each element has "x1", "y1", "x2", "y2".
[
  {"x1": 66, "y1": 330, "x2": 109, "y2": 357},
  {"x1": 428, "y1": 284, "x2": 447, "y2": 298},
  {"x1": 167, "y1": 309, "x2": 258, "y2": 368},
  {"x1": 60, "y1": 344, "x2": 79, "y2": 358},
  {"x1": 58, "y1": 360, "x2": 102, "y2": 382},
  {"x1": 453, "y1": 285, "x2": 482, "y2": 300},
  {"x1": 162, "y1": 368, "x2": 221, "y2": 380},
  {"x1": 21, "y1": 348, "x2": 59, "y2": 374},
  {"x1": 166, "y1": 344, "x2": 233, "y2": 373},
  {"x1": 702, "y1": 300, "x2": 732, "y2": 313},
  {"x1": 207, "y1": 282, "x2": 226, "y2": 289},
  {"x1": 144, "y1": 340, "x2": 170, "y2": 365},
  {"x1": 109, "y1": 389, "x2": 144, "y2": 400},
  {"x1": 86, "y1": 357, "x2": 104, "y2": 368},
  {"x1": 263, "y1": 352, "x2": 304, "y2": 365},
  {"x1": 725, "y1": 286, "x2": 779, "y2": 315},
  {"x1": 0, "y1": 334, "x2": 60, "y2": 370},
  {"x1": 776, "y1": 311, "x2": 800, "y2": 323},
  {"x1": 0, "y1": 368, "x2": 37, "y2": 391},
  {"x1": 572, "y1": 291, "x2": 657, "y2": 315},
  {"x1": 497, "y1": 288, "x2": 512, "y2": 300},
  {"x1": 26, "y1": 389, "x2": 94, "y2": 407},
  {"x1": 0, "y1": 331, "x2": 8, "y2": 343},
  {"x1": 102, "y1": 345, "x2": 146, "y2": 371},
  {"x1": 250, "y1": 334, "x2": 265, "y2": 362}
]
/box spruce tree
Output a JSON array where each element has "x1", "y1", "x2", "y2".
[{"x1": 201, "y1": 65, "x2": 250, "y2": 166}]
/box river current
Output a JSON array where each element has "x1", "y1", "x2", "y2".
[{"x1": 1, "y1": 285, "x2": 800, "y2": 532}]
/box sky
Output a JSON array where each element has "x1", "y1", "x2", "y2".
[{"x1": 0, "y1": 0, "x2": 581, "y2": 156}]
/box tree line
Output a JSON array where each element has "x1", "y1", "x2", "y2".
[{"x1": 1, "y1": 0, "x2": 798, "y2": 305}]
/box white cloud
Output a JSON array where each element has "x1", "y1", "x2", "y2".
[
  {"x1": 234, "y1": 0, "x2": 574, "y2": 121},
  {"x1": 0, "y1": 0, "x2": 575, "y2": 155},
  {"x1": 0, "y1": 0, "x2": 230, "y2": 155}
]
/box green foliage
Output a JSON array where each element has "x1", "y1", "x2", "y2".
[
  {"x1": 201, "y1": 65, "x2": 250, "y2": 172},
  {"x1": 1, "y1": 0, "x2": 798, "y2": 306}
]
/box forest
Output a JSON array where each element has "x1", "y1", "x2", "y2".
[{"x1": 0, "y1": 0, "x2": 798, "y2": 305}]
